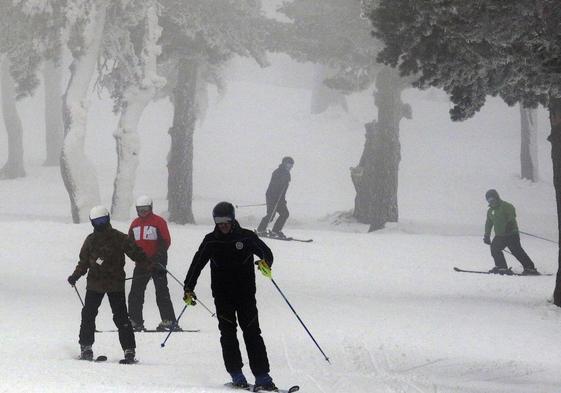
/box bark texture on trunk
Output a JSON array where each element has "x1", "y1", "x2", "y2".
[
  {"x1": 351, "y1": 68, "x2": 409, "y2": 232},
  {"x1": 43, "y1": 59, "x2": 64, "y2": 167},
  {"x1": 60, "y1": 3, "x2": 106, "y2": 223},
  {"x1": 520, "y1": 105, "x2": 539, "y2": 182},
  {"x1": 168, "y1": 58, "x2": 198, "y2": 224},
  {"x1": 548, "y1": 98, "x2": 561, "y2": 306},
  {"x1": 0, "y1": 58, "x2": 25, "y2": 179}
]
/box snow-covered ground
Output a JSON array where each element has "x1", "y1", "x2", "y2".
[{"x1": 1, "y1": 64, "x2": 560, "y2": 392}]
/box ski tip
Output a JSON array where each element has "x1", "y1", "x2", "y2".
[
  {"x1": 95, "y1": 355, "x2": 107, "y2": 362},
  {"x1": 287, "y1": 386, "x2": 300, "y2": 393}
]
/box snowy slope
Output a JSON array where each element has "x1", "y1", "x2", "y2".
[{"x1": 1, "y1": 69, "x2": 560, "y2": 392}]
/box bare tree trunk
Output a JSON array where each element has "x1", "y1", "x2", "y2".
[
  {"x1": 520, "y1": 105, "x2": 539, "y2": 182},
  {"x1": 111, "y1": 3, "x2": 164, "y2": 220},
  {"x1": 43, "y1": 59, "x2": 64, "y2": 167},
  {"x1": 0, "y1": 57, "x2": 25, "y2": 179},
  {"x1": 548, "y1": 98, "x2": 561, "y2": 307},
  {"x1": 350, "y1": 67, "x2": 409, "y2": 232},
  {"x1": 168, "y1": 58, "x2": 199, "y2": 224},
  {"x1": 310, "y1": 64, "x2": 348, "y2": 114},
  {"x1": 60, "y1": 2, "x2": 107, "y2": 223}
]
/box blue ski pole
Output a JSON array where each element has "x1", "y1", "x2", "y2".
[{"x1": 161, "y1": 304, "x2": 189, "y2": 348}]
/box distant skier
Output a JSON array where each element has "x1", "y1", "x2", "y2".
[
  {"x1": 183, "y1": 202, "x2": 278, "y2": 391},
  {"x1": 67, "y1": 206, "x2": 152, "y2": 363},
  {"x1": 128, "y1": 195, "x2": 180, "y2": 332},
  {"x1": 256, "y1": 156, "x2": 294, "y2": 238},
  {"x1": 483, "y1": 189, "x2": 539, "y2": 275}
]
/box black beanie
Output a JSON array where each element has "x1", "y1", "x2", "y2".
[{"x1": 485, "y1": 189, "x2": 500, "y2": 200}]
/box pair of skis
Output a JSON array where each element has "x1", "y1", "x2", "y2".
[
  {"x1": 453, "y1": 267, "x2": 553, "y2": 276},
  {"x1": 254, "y1": 230, "x2": 313, "y2": 243},
  {"x1": 79, "y1": 355, "x2": 137, "y2": 364},
  {"x1": 225, "y1": 382, "x2": 299, "y2": 393},
  {"x1": 97, "y1": 328, "x2": 200, "y2": 333}
]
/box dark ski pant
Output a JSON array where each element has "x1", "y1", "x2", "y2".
[
  {"x1": 214, "y1": 295, "x2": 270, "y2": 376},
  {"x1": 257, "y1": 200, "x2": 289, "y2": 233},
  {"x1": 79, "y1": 290, "x2": 135, "y2": 350},
  {"x1": 128, "y1": 266, "x2": 176, "y2": 325},
  {"x1": 491, "y1": 233, "x2": 536, "y2": 270}
]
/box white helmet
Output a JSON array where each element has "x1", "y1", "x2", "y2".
[
  {"x1": 89, "y1": 205, "x2": 110, "y2": 220},
  {"x1": 135, "y1": 195, "x2": 153, "y2": 207}
]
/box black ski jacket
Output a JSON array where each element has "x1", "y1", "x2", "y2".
[
  {"x1": 184, "y1": 221, "x2": 274, "y2": 298},
  {"x1": 265, "y1": 165, "x2": 291, "y2": 205}
]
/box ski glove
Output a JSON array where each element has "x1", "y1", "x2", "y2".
[
  {"x1": 67, "y1": 274, "x2": 79, "y2": 286},
  {"x1": 183, "y1": 290, "x2": 197, "y2": 306},
  {"x1": 483, "y1": 234, "x2": 491, "y2": 245},
  {"x1": 256, "y1": 260, "x2": 272, "y2": 279}
]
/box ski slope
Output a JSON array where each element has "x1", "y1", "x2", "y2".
[
  {"x1": 0, "y1": 219, "x2": 559, "y2": 393},
  {"x1": 1, "y1": 74, "x2": 560, "y2": 392}
]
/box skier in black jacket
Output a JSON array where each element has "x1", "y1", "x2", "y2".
[
  {"x1": 183, "y1": 202, "x2": 277, "y2": 391},
  {"x1": 256, "y1": 156, "x2": 294, "y2": 238}
]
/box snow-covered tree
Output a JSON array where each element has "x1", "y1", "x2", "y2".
[
  {"x1": 159, "y1": 0, "x2": 273, "y2": 224},
  {"x1": 276, "y1": 0, "x2": 411, "y2": 231},
  {"x1": 100, "y1": 1, "x2": 166, "y2": 220},
  {"x1": 369, "y1": 0, "x2": 561, "y2": 303},
  {"x1": 0, "y1": 2, "x2": 44, "y2": 179}
]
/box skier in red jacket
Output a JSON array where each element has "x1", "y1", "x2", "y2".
[{"x1": 128, "y1": 195, "x2": 180, "y2": 331}]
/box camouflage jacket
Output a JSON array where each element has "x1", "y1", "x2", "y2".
[{"x1": 71, "y1": 225, "x2": 151, "y2": 293}]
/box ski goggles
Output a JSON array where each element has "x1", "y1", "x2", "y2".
[
  {"x1": 91, "y1": 215, "x2": 110, "y2": 227},
  {"x1": 214, "y1": 216, "x2": 233, "y2": 224},
  {"x1": 136, "y1": 206, "x2": 151, "y2": 214}
]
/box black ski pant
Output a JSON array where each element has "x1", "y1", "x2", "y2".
[
  {"x1": 257, "y1": 200, "x2": 289, "y2": 233},
  {"x1": 79, "y1": 290, "x2": 135, "y2": 350},
  {"x1": 214, "y1": 295, "x2": 270, "y2": 377},
  {"x1": 128, "y1": 266, "x2": 176, "y2": 325},
  {"x1": 491, "y1": 233, "x2": 536, "y2": 270}
]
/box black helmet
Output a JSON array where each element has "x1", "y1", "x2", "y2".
[
  {"x1": 212, "y1": 201, "x2": 235, "y2": 223},
  {"x1": 282, "y1": 156, "x2": 294, "y2": 165},
  {"x1": 485, "y1": 189, "x2": 500, "y2": 201}
]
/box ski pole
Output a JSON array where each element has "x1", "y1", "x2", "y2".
[
  {"x1": 235, "y1": 203, "x2": 266, "y2": 208},
  {"x1": 269, "y1": 277, "x2": 330, "y2": 364},
  {"x1": 73, "y1": 285, "x2": 85, "y2": 307},
  {"x1": 519, "y1": 231, "x2": 558, "y2": 244},
  {"x1": 158, "y1": 263, "x2": 219, "y2": 323},
  {"x1": 160, "y1": 304, "x2": 189, "y2": 348}
]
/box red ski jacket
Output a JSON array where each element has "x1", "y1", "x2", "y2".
[{"x1": 129, "y1": 213, "x2": 171, "y2": 258}]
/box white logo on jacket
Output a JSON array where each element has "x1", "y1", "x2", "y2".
[
  {"x1": 132, "y1": 225, "x2": 158, "y2": 241},
  {"x1": 235, "y1": 241, "x2": 244, "y2": 250}
]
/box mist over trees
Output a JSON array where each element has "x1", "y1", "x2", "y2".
[
  {"x1": 275, "y1": 0, "x2": 411, "y2": 231},
  {"x1": 0, "y1": 0, "x2": 556, "y2": 260},
  {"x1": 367, "y1": 0, "x2": 561, "y2": 303}
]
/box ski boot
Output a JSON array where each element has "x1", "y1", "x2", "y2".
[
  {"x1": 521, "y1": 268, "x2": 540, "y2": 276},
  {"x1": 156, "y1": 320, "x2": 182, "y2": 332},
  {"x1": 120, "y1": 348, "x2": 136, "y2": 364},
  {"x1": 130, "y1": 319, "x2": 145, "y2": 332},
  {"x1": 79, "y1": 345, "x2": 93, "y2": 361},
  {"x1": 254, "y1": 374, "x2": 277, "y2": 391},
  {"x1": 270, "y1": 231, "x2": 287, "y2": 239},
  {"x1": 230, "y1": 371, "x2": 249, "y2": 389},
  {"x1": 488, "y1": 266, "x2": 513, "y2": 275}
]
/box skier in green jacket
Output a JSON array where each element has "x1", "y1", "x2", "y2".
[{"x1": 483, "y1": 189, "x2": 539, "y2": 275}]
